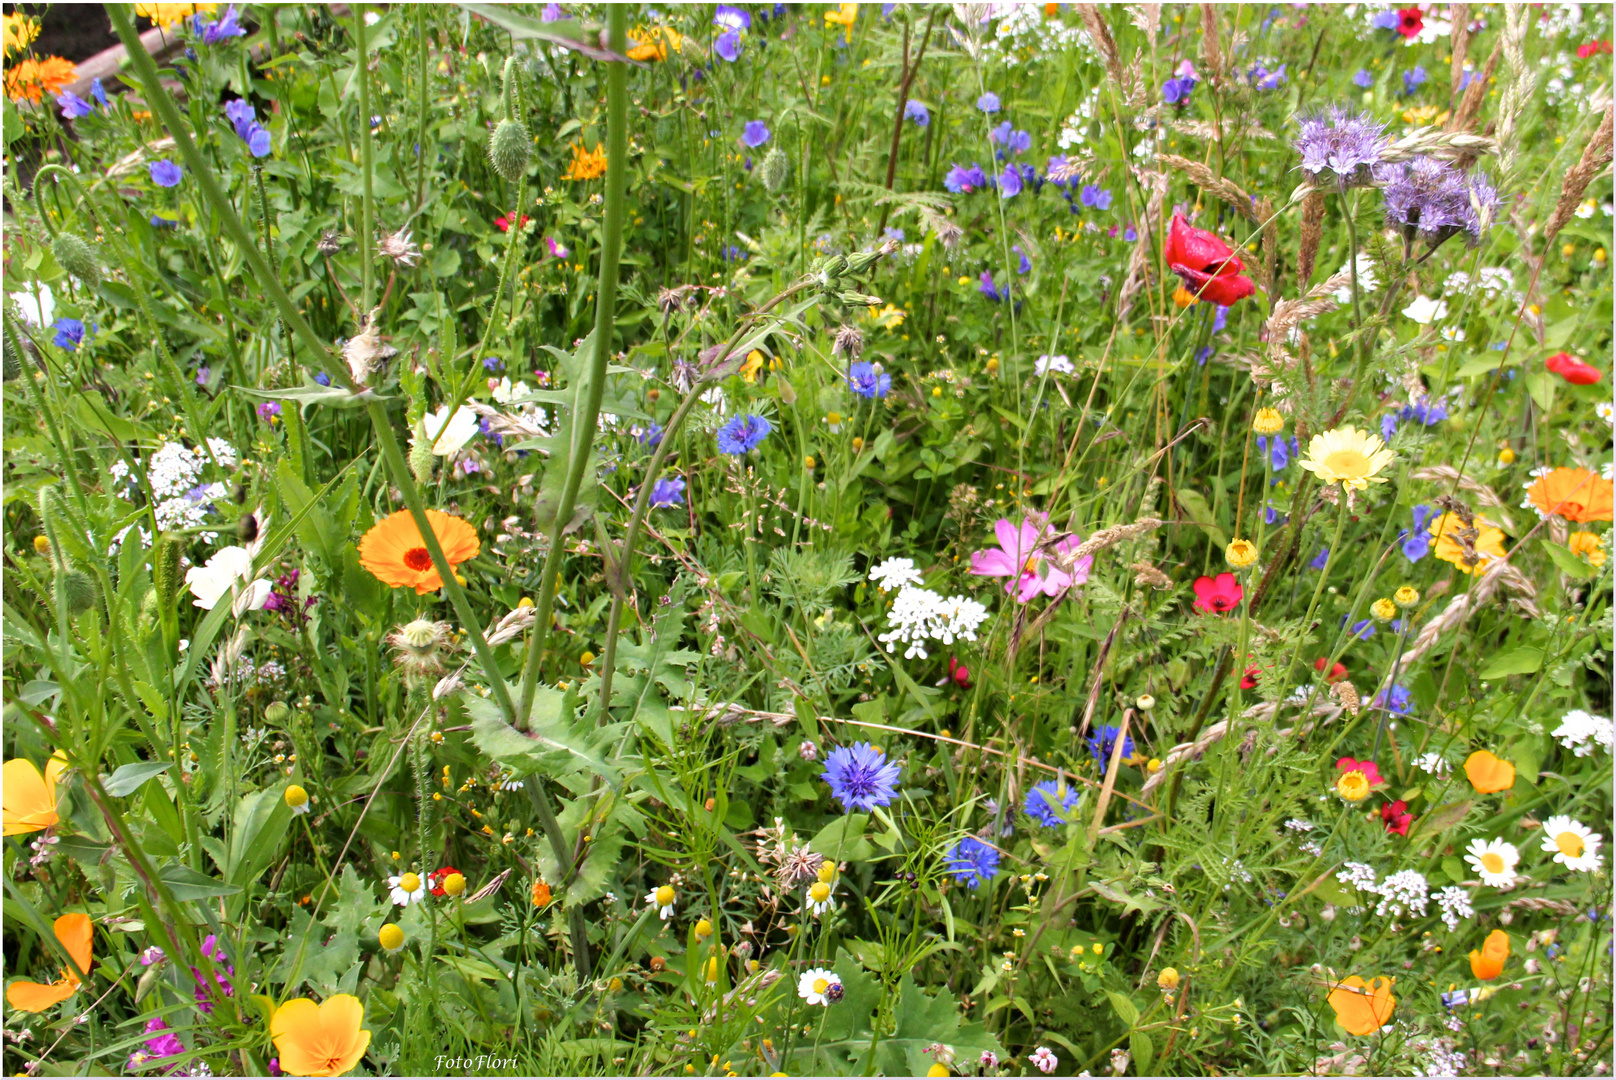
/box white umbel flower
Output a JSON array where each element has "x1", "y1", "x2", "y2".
[
  {"x1": 1539, "y1": 815, "x2": 1602, "y2": 873},
  {"x1": 1552, "y1": 709, "x2": 1613, "y2": 757},
  {"x1": 1463, "y1": 837, "x2": 1520, "y2": 888},
  {"x1": 1401, "y1": 294, "x2": 1448, "y2": 325},
  {"x1": 797, "y1": 967, "x2": 841, "y2": 1006},
  {"x1": 868, "y1": 557, "x2": 924, "y2": 591}
]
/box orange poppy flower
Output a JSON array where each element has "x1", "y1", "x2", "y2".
[
  {"x1": 5, "y1": 56, "x2": 78, "y2": 103},
  {"x1": 3, "y1": 753, "x2": 66, "y2": 836},
  {"x1": 6, "y1": 913, "x2": 92, "y2": 1013},
  {"x1": 1464, "y1": 749, "x2": 1515, "y2": 793},
  {"x1": 1469, "y1": 928, "x2": 1509, "y2": 981},
  {"x1": 626, "y1": 25, "x2": 680, "y2": 61},
  {"x1": 270, "y1": 994, "x2": 371, "y2": 1077},
  {"x1": 563, "y1": 141, "x2": 608, "y2": 181},
  {"x1": 1327, "y1": 974, "x2": 1395, "y2": 1036},
  {"x1": 531, "y1": 880, "x2": 552, "y2": 907},
  {"x1": 1526, "y1": 467, "x2": 1614, "y2": 523},
  {"x1": 357, "y1": 510, "x2": 479, "y2": 595}
]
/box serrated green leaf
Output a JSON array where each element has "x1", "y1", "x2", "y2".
[
  {"x1": 1478, "y1": 647, "x2": 1543, "y2": 679},
  {"x1": 465, "y1": 692, "x2": 618, "y2": 788},
  {"x1": 1410, "y1": 799, "x2": 1473, "y2": 842}
]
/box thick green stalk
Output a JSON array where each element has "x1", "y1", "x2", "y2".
[
  {"x1": 355, "y1": 6, "x2": 375, "y2": 310},
  {"x1": 108, "y1": 6, "x2": 347, "y2": 387},
  {"x1": 517, "y1": 6, "x2": 629, "y2": 722}
]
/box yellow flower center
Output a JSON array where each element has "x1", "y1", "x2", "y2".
[
  {"x1": 378, "y1": 923, "x2": 404, "y2": 951},
  {"x1": 1336, "y1": 770, "x2": 1370, "y2": 802},
  {"x1": 1480, "y1": 852, "x2": 1505, "y2": 874},
  {"x1": 812, "y1": 978, "x2": 829, "y2": 995},
  {"x1": 655, "y1": 885, "x2": 675, "y2": 906},
  {"x1": 1555, "y1": 831, "x2": 1584, "y2": 858},
  {"x1": 1322, "y1": 449, "x2": 1372, "y2": 479},
  {"x1": 695, "y1": 918, "x2": 713, "y2": 937},
  {"x1": 399, "y1": 872, "x2": 421, "y2": 893},
  {"x1": 817, "y1": 861, "x2": 836, "y2": 884},
  {"x1": 809, "y1": 882, "x2": 831, "y2": 903}
]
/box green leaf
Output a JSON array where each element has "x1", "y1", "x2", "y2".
[
  {"x1": 1107, "y1": 990, "x2": 1140, "y2": 1028},
  {"x1": 811, "y1": 814, "x2": 874, "y2": 863},
  {"x1": 465, "y1": 692, "x2": 619, "y2": 787},
  {"x1": 158, "y1": 862, "x2": 242, "y2": 901},
  {"x1": 1131, "y1": 1031, "x2": 1155, "y2": 1074},
  {"x1": 1175, "y1": 488, "x2": 1228, "y2": 548},
  {"x1": 103, "y1": 761, "x2": 171, "y2": 797},
  {"x1": 1478, "y1": 647, "x2": 1544, "y2": 679},
  {"x1": 1542, "y1": 540, "x2": 1597, "y2": 580},
  {"x1": 456, "y1": 4, "x2": 626, "y2": 60},
  {"x1": 225, "y1": 787, "x2": 292, "y2": 891},
  {"x1": 235, "y1": 382, "x2": 388, "y2": 409},
  {"x1": 1410, "y1": 799, "x2": 1473, "y2": 842}
]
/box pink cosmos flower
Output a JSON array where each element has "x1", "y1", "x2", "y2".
[{"x1": 968, "y1": 516, "x2": 1092, "y2": 603}]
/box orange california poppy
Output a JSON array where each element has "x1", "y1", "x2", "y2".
[
  {"x1": 271, "y1": 994, "x2": 372, "y2": 1077},
  {"x1": 1464, "y1": 749, "x2": 1515, "y2": 794},
  {"x1": 1469, "y1": 929, "x2": 1509, "y2": 981},
  {"x1": 1327, "y1": 975, "x2": 1396, "y2": 1036},
  {"x1": 6, "y1": 913, "x2": 92, "y2": 1013},
  {"x1": 1526, "y1": 467, "x2": 1615, "y2": 523},
  {"x1": 3, "y1": 753, "x2": 66, "y2": 836},
  {"x1": 357, "y1": 510, "x2": 479, "y2": 595},
  {"x1": 625, "y1": 25, "x2": 680, "y2": 61},
  {"x1": 4, "y1": 56, "x2": 78, "y2": 103},
  {"x1": 531, "y1": 880, "x2": 552, "y2": 908}
]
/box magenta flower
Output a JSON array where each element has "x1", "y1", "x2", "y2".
[{"x1": 968, "y1": 516, "x2": 1091, "y2": 603}]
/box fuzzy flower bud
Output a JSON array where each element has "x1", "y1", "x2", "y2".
[
  {"x1": 760, "y1": 146, "x2": 789, "y2": 192},
  {"x1": 488, "y1": 118, "x2": 531, "y2": 182},
  {"x1": 51, "y1": 233, "x2": 100, "y2": 288}
]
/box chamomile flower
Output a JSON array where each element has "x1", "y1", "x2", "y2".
[
  {"x1": 645, "y1": 884, "x2": 677, "y2": 920},
  {"x1": 1539, "y1": 816, "x2": 1602, "y2": 873},
  {"x1": 387, "y1": 871, "x2": 426, "y2": 906},
  {"x1": 1463, "y1": 838, "x2": 1520, "y2": 888},
  {"x1": 805, "y1": 879, "x2": 835, "y2": 916},
  {"x1": 797, "y1": 967, "x2": 842, "y2": 1006}
]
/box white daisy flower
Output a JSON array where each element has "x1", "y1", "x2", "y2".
[
  {"x1": 797, "y1": 967, "x2": 842, "y2": 1006},
  {"x1": 387, "y1": 871, "x2": 426, "y2": 906},
  {"x1": 1463, "y1": 838, "x2": 1520, "y2": 888},
  {"x1": 645, "y1": 884, "x2": 676, "y2": 920},
  {"x1": 1539, "y1": 815, "x2": 1603, "y2": 873},
  {"x1": 804, "y1": 879, "x2": 835, "y2": 916},
  {"x1": 1401, "y1": 295, "x2": 1448, "y2": 325}
]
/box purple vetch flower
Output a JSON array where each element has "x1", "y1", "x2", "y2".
[
  {"x1": 846, "y1": 361, "x2": 891, "y2": 399},
  {"x1": 1399, "y1": 397, "x2": 1449, "y2": 426},
  {"x1": 713, "y1": 4, "x2": 751, "y2": 30},
  {"x1": 821, "y1": 741, "x2": 901, "y2": 812},
  {"x1": 741, "y1": 120, "x2": 770, "y2": 147},
  {"x1": 1294, "y1": 108, "x2": 1387, "y2": 189},
  {"x1": 541, "y1": 3, "x2": 565, "y2": 21},
  {"x1": 1377, "y1": 156, "x2": 1500, "y2": 247},
  {"x1": 649, "y1": 476, "x2": 685, "y2": 507},
  {"x1": 1212, "y1": 304, "x2": 1229, "y2": 333},
  {"x1": 1249, "y1": 62, "x2": 1286, "y2": 90},
  {"x1": 1124, "y1": 226, "x2": 1138, "y2": 242},
  {"x1": 944, "y1": 163, "x2": 989, "y2": 194},
  {"x1": 195, "y1": 366, "x2": 211, "y2": 386},
  {"x1": 142, "y1": 1018, "x2": 187, "y2": 1062},
  {"x1": 1024, "y1": 779, "x2": 1078, "y2": 827},
  {"x1": 638, "y1": 421, "x2": 664, "y2": 448},
  {"x1": 90, "y1": 78, "x2": 108, "y2": 108},
  {"x1": 1012, "y1": 245, "x2": 1031, "y2": 274},
  {"x1": 714, "y1": 29, "x2": 741, "y2": 61},
  {"x1": 715, "y1": 413, "x2": 772, "y2": 454},
  {"x1": 1080, "y1": 184, "x2": 1112, "y2": 210},
  {"x1": 945, "y1": 836, "x2": 1001, "y2": 889},
  {"x1": 975, "y1": 91, "x2": 1001, "y2": 114},
  {"x1": 904, "y1": 99, "x2": 929, "y2": 125},
  {"x1": 56, "y1": 91, "x2": 95, "y2": 119},
  {"x1": 150, "y1": 159, "x2": 184, "y2": 187}
]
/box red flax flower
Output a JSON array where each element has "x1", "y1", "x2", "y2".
[
  {"x1": 428, "y1": 865, "x2": 461, "y2": 897},
  {"x1": 1394, "y1": 6, "x2": 1423, "y2": 38},
  {"x1": 495, "y1": 212, "x2": 531, "y2": 233},
  {"x1": 1314, "y1": 657, "x2": 1349, "y2": 683},
  {"x1": 1380, "y1": 799, "x2": 1412, "y2": 836},
  {"x1": 1192, "y1": 572, "x2": 1243, "y2": 614},
  {"x1": 1545, "y1": 351, "x2": 1602, "y2": 385},
  {"x1": 1164, "y1": 213, "x2": 1256, "y2": 307},
  {"x1": 1577, "y1": 40, "x2": 1613, "y2": 59}
]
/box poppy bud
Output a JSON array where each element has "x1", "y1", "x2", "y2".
[
  {"x1": 760, "y1": 146, "x2": 789, "y2": 192},
  {"x1": 51, "y1": 232, "x2": 100, "y2": 288},
  {"x1": 58, "y1": 566, "x2": 97, "y2": 614},
  {"x1": 488, "y1": 119, "x2": 531, "y2": 183}
]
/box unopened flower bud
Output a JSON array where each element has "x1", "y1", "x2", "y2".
[
  {"x1": 760, "y1": 146, "x2": 789, "y2": 192},
  {"x1": 488, "y1": 119, "x2": 531, "y2": 182},
  {"x1": 51, "y1": 233, "x2": 100, "y2": 288}
]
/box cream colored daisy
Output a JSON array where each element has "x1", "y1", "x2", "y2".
[
  {"x1": 1539, "y1": 815, "x2": 1603, "y2": 873},
  {"x1": 1297, "y1": 425, "x2": 1396, "y2": 491},
  {"x1": 797, "y1": 967, "x2": 842, "y2": 1006},
  {"x1": 1463, "y1": 837, "x2": 1520, "y2": 888}
]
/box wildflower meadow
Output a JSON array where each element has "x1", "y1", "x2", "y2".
[{"x1": 4, "y1": 2, "x2": 1615, "y2": 1075}]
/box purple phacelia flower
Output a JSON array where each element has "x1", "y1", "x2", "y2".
[{"x1": 1294, "y1": 108, "x2": 1387, "y2": 189}]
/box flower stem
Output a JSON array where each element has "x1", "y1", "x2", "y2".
[{"x1": 355, "y1": 5, "x2": 376, "y2": 311}]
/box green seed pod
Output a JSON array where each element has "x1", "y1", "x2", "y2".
[
  {"x1": 152, "y1": 532, "x2": 184, "y2": 614},
  {"x1": 488, "y1": 119, "x2": 530, "y2": 183},
  {"x1": 818, "y1": 254, "x2": 849, "y2": 280},
  {"x1": 838, "y1": 292, "x2": 884, "y2": 308},
  {"x1": 2, "y1": 313, "x2": 20, "y2": 382},
  {"x1": 51, "y1": 232, "x2": 100, "y2": 288},
  {"x1": 409, "y1": 433, "x2": 435, "y2": 484},
  {"x1": 845, "y1": 248, "x2": 883, "y2": 275},
  {"x1": 678, "y1": 35, "x2": 707, "y2": 65},
  {"x1": 36, "y1": 485, "x2": 67, "y2": 562},
  {"x1": 57, "y1": 566, "x2": 97, "y2": 614},
  {"x1": 264, "y1": 701, "x2": 291, "y2": 725},
  {"x1": 760, "y1": 147, "x2": 788, "y2": 193}
]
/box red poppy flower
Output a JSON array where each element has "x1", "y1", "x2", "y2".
[
  {"x1": 1164, "y1": 214, "x2": 1256, "y2": 307},
  {"x1": 1380, "y1": 799, "x2": 1412, "y2": 836},
  {"x1": 1394, "y1": 6, "x2": 1423, "y2": 38},
  {"x1": 1314, "y1": 657, "x2": 1349, "y2": 683},
  {"x1": 495, "y1": 212, "x2": 531, "y2": 233},
  {"x1": 1545, "y1": 351, "x2": 1602, "y2": 385},
  {"x1": 1577, "y1": 40, "x2": 1613, "y2": 59},
  {"x1": 1192, "y1": 572, "x2": 1244, "y2": 614},
  {"x1": 1336, "y1": 757, "x2": 1383, "y2": 786},
  {"x1": 1241, "y1": 666, "x2": 1261, "y2": 690},
  {"x1": 946, "y1": 656, "x2": 971, "y2": 689},
  {"x1": 428, "y1": 864, "x2": 461, "y2": 897}
]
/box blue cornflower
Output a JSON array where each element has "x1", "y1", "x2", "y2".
[
  {"x1": 1086, "y1": 724, "x2": 1133, "y2": 766},
  {"x1": 716, "y1": 413, "x2": 772, "y2": 454},
  {"x1": 998, "y1": 164, "x2": 1023, "y2": 198},
  {"x1": 1309, "y1": 547, "x2": 1331, "y2": 570},
  {"x1": 742, "y1": 120, "x2": 770, "y2": 147},
  {"x1": 649, "y1": 476, "x2": 686, "y2": 508},
  {"x1": 847, "y1": 361, "x2": 891, "y2": 399},
  {"x1": 713, "y1": 4, "x2": 750, "y2": 30},
  {"x1": 56, "y1": 92, "x2": 95, "y2": 119},
  {"x1": 638, "y1": 421, "x2": 664, "y2": 448},
  {"x1": 714, "y1": 29, "x2": 742, "y2": 62},
  {"x1": 1374, "y1": 684, "x2": 1414, "y2": 716},
  {"x1": 1347, "y1": 618, "x2": 1375, "y2": 640},
  {"x1": 197, "y1": 5, "x2": 245, "y2": 44},
  {"x1": 904, "y1": 99, "x2": 929, "y2": 126},
  {"x1": 91, "y1": 79, "x2": 108, "y2": 108},
  {"x1": 945, "y1": 836, "x2": 1001, "y2": 889},
  {"x1": 1402, "y1": 66, "x2": 1427, "y2": 95},
  {"x1": 821, "y1": 742, "x2": 901, "y2": 812},
  {"x1": 149, "y1": 214, "x2": 179, "y2": 228},
  {"x1": 978, "y1": 272, "x2": 1005, "y2": 302},
  {"x1": 1024, "y1": 779, "x2": 1078, "y2": 827},
  {"x1": 150, "y1": 159, "x2": 184, "y2": 187},
  {"x1": 1399, "y1": 397, "x2": 1449, "y2": 426},
  {"x1": 1400, "y1": 503, "x2": 1436, "y2": 562},
  {"x1": 721, "y1": 245, "x2": 747, "y2": 262},
  {"x1": 1080, "y1": 184, "x2": 1112, "y2": 210},
  {"x1": 1353, "y1": 69, "x2": 1374, "y2": 88},
  {"x1": 976, "y1": 91, "x2": 1001, "y2": 114},
  {"x1": 51, "y1": 318, "x2": 86, "y2": 352}
]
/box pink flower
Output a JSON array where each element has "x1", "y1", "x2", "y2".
[
  {"x1": 1336, "y1": 757, "x2": 1383, "y2": 787},
  {"x1": 968, "y1": 516, "x2": 1091, "y2": 603},
  {"x1": 544, "y1": 236, "x2": 570, "y2": 259}
]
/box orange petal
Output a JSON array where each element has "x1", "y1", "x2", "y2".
[
  {"x1": 3, "y1": 758, "x2": 58, "y2": 836},
  {"x1": 55, "y1": 913, "x2": 93, "y2": 978},
  {"x1": 6, "y1": 978, "x2": 77, "y2": 1013}
]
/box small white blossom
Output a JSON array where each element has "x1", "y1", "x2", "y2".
[{"x1": 869, "y1": 557, "x2": 924, "y2": 590}]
